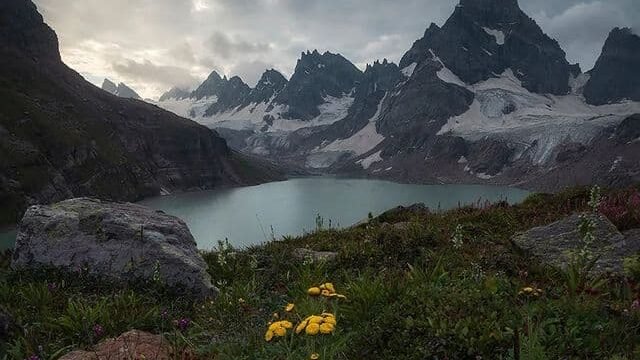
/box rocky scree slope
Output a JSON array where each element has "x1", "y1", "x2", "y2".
[{"x1": 0, "y1": 0, "x2": 282, "y2": 225}]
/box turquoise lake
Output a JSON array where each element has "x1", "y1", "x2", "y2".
[{"x1": 1, "y1": 178, "x2": 531, "y2": 250}]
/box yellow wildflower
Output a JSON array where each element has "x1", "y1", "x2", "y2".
[
  {"x1": 323, "y1": 316, "x2": 337, "y2": 325},
  {"x1": 319, "y1": 322, "x2": 335, "y2": 334},
  {"x1": 310, "y1": 353, "x2": 320, "y2": 360},
  {"x1": 281, "y1": 320, "x2": 293, "y2": 329},
  {"x1": 274, "y1": 327, "x2": 286, "y2": 337},
  {"x1": 265, "y1": 330, "x2": 274, "y2": 341},
  {"x1": 308, "y1": 287, "x2": 321, "y2": 296},
  {"x1": 285, "y1": 303, "x2": 295, "y2": 312},
  {"x1": 268, "y1": 322, "x2": 280, "y2": 331},
  {"x1": 305, "y1": 322, "x2": 320, "y2": 335},
  {"x1": 324, "y1": 283, "x2": 336, "y2": 293},
  {"x1": 308, "y1": 315, "x2": 324, "y2": 324},
  {"x1": 295, "y1": 320, "x2": 308, "y2": 334},
  {"x1": 321, "y1": 289, "x2": 331, "y2": 297}
]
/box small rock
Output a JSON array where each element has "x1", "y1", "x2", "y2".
[
  {"x1": 512, "y1": 213, "x2": 640, "y2": 274},
  {"x1": 60, "y1": 330, "x2": 191, "y2": 360},
  {"x1": 12, "y1": 198, "x2": 217, "y2": 298},
  {"x1": 293, "y1": 248, "x2": 338, "y2": 262}
]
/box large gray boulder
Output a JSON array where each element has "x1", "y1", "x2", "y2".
[
  {"x1": 512, "y1": 214, "x2": 640, "y2": 274},
  {"x1": 12, "y1": 198, "x2": 217, "y2": 298}
]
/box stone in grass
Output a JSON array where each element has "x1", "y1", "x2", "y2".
[
  {"x1": 12, "y1": 198, "x2": 217, "y2": 298},
  {"x1": 512, "y1": 213, "x2": 640, "y2": 275},
  {"x1": 293, "y1": 248, "x2": 338, "y2": 262},
  {"x1": 59, "y1": 330, "x2": 194, "y2": 360}
]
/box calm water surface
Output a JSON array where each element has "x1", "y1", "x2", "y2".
[
  {"x1": 139, "y1": 177, "x2": 530, "y2": 249},
  {"x1": 0, "y1": 178, "x2": 531, "y2": 250}
]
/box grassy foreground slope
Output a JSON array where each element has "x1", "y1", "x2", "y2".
[{"x1": 1, "y1": 186, "x2": 640, "y2": 359}]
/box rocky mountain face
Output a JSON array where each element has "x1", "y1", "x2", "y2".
[
  {"x1": 584, "y1": 28, "x2": 640, "y2": 105},
  {"x1": 0, "y1": 0, "x2": 283, "y2": 225},
  {"x1": 244, "y1": 69, "x2": 288, "y2": 106},
  {"x1": 101, "y1": 78, "x2": 142, "y2": 100},
  {"x1": 204, "y1": 76, "x2": 252, "y2": 117},
  {"x1": 155, "y1": 0, "x2": 640, "y2": 191},
  {"x1": 273, "y1": 50, "x2": 363, "y2": 120},
  {"x1": 400, "y1": 0, "x2": 579, "y2": 95}
]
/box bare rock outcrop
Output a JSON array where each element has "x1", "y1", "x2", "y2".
[
  {"x1": 512, "y1": 214, "x2": 640, "y2": 274},
  {"x1": 12, "y1": 198, "x2": 217, "y2": 298}
]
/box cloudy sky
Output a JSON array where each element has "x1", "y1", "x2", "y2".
[{"x1": 33, "y1": 0, "x2": 639, "y2": 99}]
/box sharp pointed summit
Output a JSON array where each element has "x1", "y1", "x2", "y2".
[{"x1": 584, "y1": 27, "x2": 640, "y2": 105}]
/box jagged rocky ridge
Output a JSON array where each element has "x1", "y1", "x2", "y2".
[
  {"x1": 101, "y1": 78, "x2": 142, "y2": 100},
  {"x1": 156, "y1": 0, "x2": 640, "y2": 191},
  {"x1": 584, "y1": 28, "x2": 640, "y2": 105},
  {"x1": 0, "y1": 0, "x2": 283, "y2": 225}
]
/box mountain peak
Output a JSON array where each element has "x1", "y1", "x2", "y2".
[
  {"x1": 192, "y1": 70, "x2": 226, "y2": 99},
  {"x1": 0, "y1": 0, "x2": 61, "y2": 63},
  {"x1": 101, "y1": 78, "x2": 141, "y2": 100},
  {"x1": 256, "y1": 69, "x2": 287, "y2": 89},
  {"x1": 400, "y1": 0, "x2": 574, "y2": 95},
  {"x1": 583, "y1": 27, "x2": 640, "y2": 105},
  {"x1": 102, "y1": 78, "x2": 117, "y2": 93},
  {"x1": 116, "y1": 82, "x2": 142, "y2": 100},
  {"x1": 451, "y1": 0, "x2": 523, "y2": 29}
]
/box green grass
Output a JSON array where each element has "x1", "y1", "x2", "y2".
[{"x1": 1, "y1": 186, "x2": 640, "y2": 359}]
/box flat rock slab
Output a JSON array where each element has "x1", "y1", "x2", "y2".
[
  {"x1": 512, "y1": 213, "x2": 640, "y2": 274},
  {"x1": 12, "y1": 198, "x2": 217, "y2": 298},
  {"x1": 60, "y1": 330, "x2": 193, "y2": 360}
]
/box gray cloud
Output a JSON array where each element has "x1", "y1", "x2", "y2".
[
  {"x1": 33, "y1": 0, "x2": 640, "y2": 98},
  {"x1": 207, "y1": 32, "x2": 272, "y2": 60},
  {"x1": 112, "y1": 59, "x2": 200, "y2": 92}
]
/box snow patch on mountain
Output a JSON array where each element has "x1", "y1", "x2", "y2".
[
  {"x1": 402, "y1": 63, "x2": 417, "y2": 77},
  {"x1": 482, "y1": 27, "x2": 505, "y2": 45},
  {"x1": 357, "y1": 150, "x2": 383, "y2": 169},
  {"x1": 156, "y1": 96, "x2": 219, "y2": 120},
  {"x1": 438, "y1": 69, "x2": 640, "y2": 164},
  {"x1": 322, "y1": 93, "x2": 387, "y2": 156},
  {"x1": 430, "y1": 49, "x2": 467, "y2": 87},
  {"x1": 157, "y1": 92, "x2": 354, "y2": 134}
]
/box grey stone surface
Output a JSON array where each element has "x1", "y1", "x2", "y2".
[
  {"x1": 293, "y1": 248, "x2": 338, "y2": 262},
  {"x1": 512, "y1": 213, "x2": 640, "y2": 274},
  {"x1": 12, "y1": 198, "x2": 217, "y2": 298}
]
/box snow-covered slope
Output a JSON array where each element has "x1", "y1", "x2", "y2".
[{"x1": 437, "y1": 68, "x2": 640, "y2": 164}]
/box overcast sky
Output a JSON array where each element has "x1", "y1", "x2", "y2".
[{"x1": 33, "y1": 0, "x2": 639, "y2": 99}]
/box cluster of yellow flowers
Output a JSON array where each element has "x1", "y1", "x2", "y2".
[
  {"x1": 307, "y1": 282, "x2": 347, "y2": 299},
  {"x1": 518, "y1": 286, "x2": 543, "y2": 297},
  {"x1": 295, "y1": 313, "x2": 337, "y2": 336},
  {"x1": 264, "y1": 320, "x2": 293, "y2": 341}
]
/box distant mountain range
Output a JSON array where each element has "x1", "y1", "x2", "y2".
[
  {"x1": 156, "y1": 0, "x2": 640, "y2": 191},
  {"x1": 0, "y1": 0, "x2": 283, "y2": 225}
]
